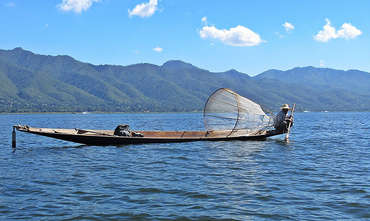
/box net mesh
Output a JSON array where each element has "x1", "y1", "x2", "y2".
[{"x1": 203, "y1": 88, "x2": 273, "y2": 135}]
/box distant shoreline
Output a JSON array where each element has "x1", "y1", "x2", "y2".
[
  {"x1": 0, "y1": 111, "x2": 203, "y2": 115},
  {"x1": 1, "y1": 110, "x2": 369, "y2": 114}
]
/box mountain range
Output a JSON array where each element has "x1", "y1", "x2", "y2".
[{"x1": 0, "y1": 47, "x2": 369, "y2": 112}]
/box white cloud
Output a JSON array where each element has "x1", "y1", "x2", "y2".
[
  {"x1": 314, "y1": 19, "x2": 362, "y2": 42},
  {"x1": 337, "y1": 23, "x2": 362, "y2": 39},
  {"x1": 153, "y1": 47, "x2": 163, "y2": 52},
  {"x1": 283, "y1": 22, "x2": 294, "y2": 32},
  {"x1": 128, "y1": 0, "x2": 158, "y2": 18},
  {"x1": 314, "y1": 19, "x2": 339, "y2": 42},
  {"x1": 201, "y1": 16, "x2": 207, "y2": 24},
  {"x1": 200, "y1": 25, "x2": 263, "y2": 47},
  {"x1": 58, "y1": 0, "x2": 100, "y2": 13}
]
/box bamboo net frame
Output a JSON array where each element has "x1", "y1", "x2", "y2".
[{"x1": 203, "y1": 88, "x2": 273, "y2": 136}]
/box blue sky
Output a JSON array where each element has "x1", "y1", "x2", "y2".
[{"x1": 1, "y1": 0, "x2": 369, "y2": 75}]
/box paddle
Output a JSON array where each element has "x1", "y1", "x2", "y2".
[
  {"x1": 285, "y1": 103, "x2": 296, "y2": 142},
  {"x1": 75, "y1": 128, "x2": 112, "y2": 136}
]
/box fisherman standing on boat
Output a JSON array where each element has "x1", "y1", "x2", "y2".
[{"x1": 274, "y1": 104, "x2": 293, "y2": 133}]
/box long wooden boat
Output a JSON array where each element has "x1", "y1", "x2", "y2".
[
  {"x1": 12, "y1": 88, "x2": 293, "y2": 146},
  {"x1": 13, "y1": 125, "x2": 283, "y2": 146}
]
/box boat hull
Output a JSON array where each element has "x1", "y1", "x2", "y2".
[{"x1": 14, "y1": 126, "x2": 282, "y2": 146}]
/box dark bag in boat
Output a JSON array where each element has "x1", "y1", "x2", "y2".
[{"x1": 114, "y1": 124, "x2": 131, "y2": 136}]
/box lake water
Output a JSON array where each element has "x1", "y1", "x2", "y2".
[{"x1": 0, "y1": 112, "x2": 369, "y2": 220}]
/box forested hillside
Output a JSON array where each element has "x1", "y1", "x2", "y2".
[{"x1": 1, "y1": 48, "x2": 369, "y2": 112}]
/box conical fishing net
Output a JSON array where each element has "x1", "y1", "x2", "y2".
[{"x1": 203, "y1": 88, "x2": 273, "y2": 135}]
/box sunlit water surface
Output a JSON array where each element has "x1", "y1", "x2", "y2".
[{"x1": 0, "y1": 112, "x2": 369, "y2": 220}]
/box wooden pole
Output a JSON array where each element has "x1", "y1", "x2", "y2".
[
  {"x1": 285, "y1": 103, "x2": 296, "y2": 142},
  {"x1": 12, "y1": 126, "x2": 16, "y2": 149}
]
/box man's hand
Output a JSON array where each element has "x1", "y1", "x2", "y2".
[{"x1": 286, "y1": 116, "x2": 294, "y2": 127}]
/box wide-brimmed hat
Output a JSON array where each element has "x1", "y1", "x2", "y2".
[{"x1": 281, "y1": 104, "x2": 290, "y2": 110}]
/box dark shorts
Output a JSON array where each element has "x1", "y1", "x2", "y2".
[{"x1": 274, "y1": 120, "x2": 292, "y2": 133}]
